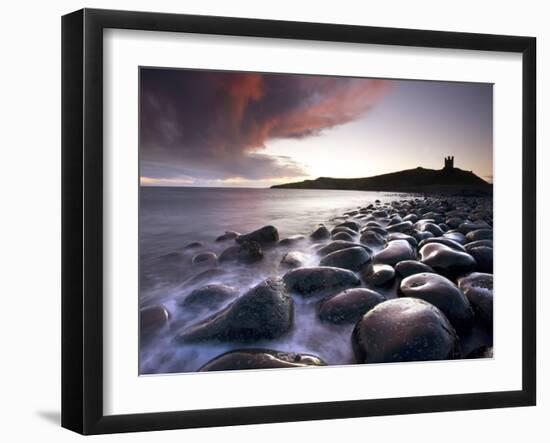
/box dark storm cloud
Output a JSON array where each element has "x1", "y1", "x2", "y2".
[{"x1": 140, "y1": 69, "x2": 391, "y2": 182}]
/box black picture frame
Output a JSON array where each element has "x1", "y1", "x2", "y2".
[{"x1": 61, "y1": 8, "x2": 537, "y2": 435}]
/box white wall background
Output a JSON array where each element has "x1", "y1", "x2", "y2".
[{"x1": 0, "y1": 0, "x2": 545, "y2": 441}]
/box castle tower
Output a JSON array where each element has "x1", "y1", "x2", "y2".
[{"x1": 444, "y1": 156, "x2": 454, "y2": 170}]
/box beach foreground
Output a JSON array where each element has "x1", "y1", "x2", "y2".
[{"x1": 140, "y1": 190, "x2": 493, "y2": 374}]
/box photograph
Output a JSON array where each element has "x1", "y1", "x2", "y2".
[{"x1": 138, "y1": 67, "x2": 494, "y2": 375}]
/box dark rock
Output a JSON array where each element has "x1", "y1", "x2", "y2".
[
  {"x1": 446, "y1": 217, "x2": 464, "y2": 229},
  {"x1": 464, "y1": 239, "x2": 493, "y2": 252},
  {"x1": 179, "y1": 284, "x2": 238, "y2": 309},
  {"x1": 443, "y1": 232, "x2": 467, "y2": 244},
  {"x1": 335, "y1": 221, "x2": 361, "y2": 232},
  {"x1": 360, "y1": 230, "x2": 386, "y2": 248},
  {"x1": 394, "y1": 260, "x2": 435, "y2": 278},
  {"x1": 191, "y1": 252, "x2": 217, "y2": 266},
  {"x1": 373, "y1": 240, "x2": 416, "y2": 266},
  {"x1": 319, "y1": 246, "x2": 371, "y2": 272},
  {"x1": 331, "y1": 226, "x2": 358, "y2": 237},
  {"x1": 387, "y1": 232, "x2": 418, "y2": 248},
  {"x1": 215, "y1": 231, "x2": 239, "y2": 242},
  {"x1": 236, "y1": 225, "x2": 279, "y2": 246},
  {"x1": 418, "y1": 237, "x2": 466, "y2": 252},
  {"x1": 332, "y1": 231, "x2": 355, "y2": 242},
  {"x1": 386, "y1": 221, "x2": 414, "y2": 234},
  {"x1": 281, "y1": 251, "x2": 306, "y2": 269},
  {"x1": 283, "y1": 266, "x2": 361, "y2": 297},
  {"x1": 219, "y1": 240, "x2": 263, "y2": 263},
  {"x1": 317, "y1": 240, "x2": 370, "y2": 257},
  {"x1": 310, "y1": 225, "x2": 331, "y2": 241},
  {"x1": 361, "y1": 263, "x2": 395, "y2": 287},
  {"x1": 399, "y1": 272, "x2": 473, "y2": 330},
  {"x1": 458, "y1": 272, "x2": 493, "y2": 326},
  {"x1": 465, "y1": 229, "x2": 493, "y2": 242},
  {"x1": 177, "y1": 277, "x2": 293, "y2": 342},
  {"x1": 319, "y1": 288, "x2": 385, "y2": 324},
  {"x1": 420, "y1": 222, "x2": 445, "y2": 237},
  {"x1": 403, "y1": 214, "x2": 419, "y2": 223},
  {"x1": 183, "y1": 268, "x2": 226, "y2": 286},
  {"x1": 199, "y1": 349, "x2": 326, "y2": 371},
  {"x1": 420, "y1": 243, "x2": 476, "y2": 279},
  {"x1": 413, "y1": 231, "x2": 433, "y2": 242},
  {"x1": 278, "y1": 235, "x2": 306, "y2": 246},
  {"x1": 466, "y1": 345, "x2": 493, "y2": 359},
  {"x1": 469, "y1": 246, "x2": 493, "y2": 273},
  {"x1": 352, "y1": 298, "x2": 458, "y2": 363},
  {"x1": 458, "y1": 220, "x2": 491, "y2": 234},
  {"x1": 140, "y1": 305, "x2": 170, "y2": 335}
]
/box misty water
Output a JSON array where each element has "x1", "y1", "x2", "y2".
[{"x1": 139, "y1": 186, "x2": 410, "y2": 375}]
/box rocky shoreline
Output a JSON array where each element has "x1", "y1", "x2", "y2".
[{"x1": 140, "y1": 196, "x2": 493, "y2": 373}]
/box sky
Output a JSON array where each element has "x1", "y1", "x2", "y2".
[{"x1": 140, "y1": 68, "x2": 493, "y2": 187}]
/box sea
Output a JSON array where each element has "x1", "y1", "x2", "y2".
[{"x1": 139, "y1": 186, "x2": 410, "y2": 374}]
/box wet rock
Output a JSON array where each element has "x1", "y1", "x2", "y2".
[
  {"x1": 413, "y1": 231, "x2": 433, "y2": 242},
  {"x1": 219, "y1": 240, "x2": 263, "y2": 263},
  {"x1": 387, "y1": 232, "x2": 418, "y2": 248},
  {"x1": 352, "y1": 298, "x2": 458, "y2": 363},
  {"x1": 386, "y1": 221, "x2": 414, "y2": 234},
  {"x1": 183, "y1": 241, "x2": 203, "y2": 250},
  {"x1": 335, "y1": 221, "x2": 361, "y2": 232},
  {"x1": 464, "y1": 239, "x2": 493, "y2": 252},
  {"x1": 283, "y1": 266, "x2": 361, "y2": 297},
  {"x1": 177, "y1": 277, "x2": 293, "y2": 342},
  {"x1": 278, "y1": 235, "x2": 306, "y2": 246},
  {"x1": 418, "y1": 237, "x2": 466, "y2": 252},
  {"x1": 361, "y1": 226, "x2": 388, "y2": 236},
  {"x1": 420, "y1": 242, "x2": 476, "y2": 279},
  {"x1": 458, "y1": 272, "x2": 493, "y2": 326},
  {"x1": 394, "y1": 260, "x2": 435, "y2": 278},
  {"x1": 215, "y1": 231, "x2": 239, "y2": 242},
  {"x1": 191, "y1": 252, "x2": 217, "y2": 266},
  {"x1": 443, "y1": 231, "x2": 467, "y2": 244},
  {"x1": 458, "y1": 220, "x2": 491, "y2": 235},
  {"x1": 331, "y1": 226, "x2": 358, "y2": 237},
  {"x1": 403, "y1": 214, "x2": 419, "y2": 223},
  {"x1": 317, "y1": 240, "x2": 370, "y2": 257},
  {"x1": 281, "y1": 251, "x2": 307, "y2": 268},
  {"x1": 360, "y1": 230, "x2": 386, "y2": 248},
  {"x1": 332, "y1": 231, "x2": 355, "y2": 242},
  {"x1": 319, "y1": 288, "x2": 385, "y2": 324},
  {"x1": 199, "y1": 349, "x2": 326, "y2": 371},
  {"x1": 183, "y1": 268, "x2": 226, "y2": 286},
  {"x1": 310, "y1": 225, "x2": 331, "y2": 241},
  {"x1": 446, "y1": 217, "x2": 464, "y2": 229},
  {"x1": 469, "y1": 246, "x2": 493, "y2": 273},
  {"x1": 361, "y1": 263, "x2": 395, "y2": 287},
  {"x1": 466, "y1": 345, "x2": 493, "y2": 359},
  {"x1": 465, "y1": 229, "x2": 493, "y2": 242},
  {"x1": 400, "y1": 273, "x2": 473, "y2": 330},
  {"x1": 420, "y1": 222, "x2": 445, "y2": 237},
  {"x1": 373, "y1": 240, "x2": 416, "y2": 266},
  {"x1": 236, "y1": 225, "x2": 279, "y2": 246},
  {"x1": 179, "y1": 284, "x2": 238, "y2": 310},
  {"x1": 141, "y1": 305, "x2": 170, "y2": 335},
  {"x1": 319, "y1": 246, "x2": 372, "y2": 272}
]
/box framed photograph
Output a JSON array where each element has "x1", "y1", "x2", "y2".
[{"x1": 61, "y1": 8, "x2": 536, "y2": 435}]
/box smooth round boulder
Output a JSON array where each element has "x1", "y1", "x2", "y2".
[
  {"x1": 352, "y1": 298, "x2": 458, "y2": 363},
  {"x1": 283, "y1": 266, "x2": 361, "y2": 297},
  {"x1": 199, "y1": 349, "x2": 326, "y2": 371},
  {"x1": 278, "y1": 235, "x2": 306, "y2": 246},
  {"x1": 317, "y1": 240, "x2": 370, "y2": 257},
  {"x1": 360, "y1": 230, "x2": 386, "y2": 248},
  {"x1": 420, "y1": 242, "x2": 476, "y2": 279},
  {"x1": 459, "y1": 220, "x2": 491, "y2": 234},
  {"x1": 458, "y1": 272, "x2": 493, "y2": 326},
  {"x1": 183, "y1": 241, "x2": 203, "y2": 250},
  {"x1": 219, "y1": 240, "x2": 263, "y2": 263},
  {"x1": 400, "y1": 273, "x2": 473, "y2": 330},
  {"x1": 465, "y1": 229, "x2": 493, "y2": 242},
  {"x1": 179, "y1": 284, "x2": 238, "y2": 310},
  {"x1": 443, "y1": 231, "x2": 467, "y2": 244},
  {"x1": 236, "y1": 225, "x2": 279, "y2": 246},
  {"x1": 280, "y1": 251, "x2": 307, "y2": 269},
  {"x1": 318, "y1": 288, "x2": 385, "y2": 324},
  {"x1": 387, "y1": 232, "x2": 418, "y2": 248},
  {"x1": 469, "y1": 246, "x2": 493, "y2": 273},
  {"x1": 418, "y1": 237, "x2": 466, "y2": 252},
  {"x1": 191, "y1": 251, "x2": 217, "y2": 266},
  {"x1": 177, "y1": 277, "x2": 293, "y2": 342},
  {"x1": 331, "y1": 226, "x2": 358, "y2": 237},
  {"x1": 319, "y1": 246, "x2": 371, "y2": 272},
  {"x1": 335, "y1": 221, "x2": 361, "y2": 232},
  {"x1": 215, "y1": 231, "x2": 239, "y2": 242},
  {"x1": 140, "y1": 305, "x2": 170, "y2": 335},
  {"x1": 361, "y1": 226, "x2": 388, "y2": 236},
  {"x1": 361, "y1": 263, "x2": 395, "y2": 287},
  {"x1": 310, "y1": 225, "x2": 331, "y2": 241},
  {"x1": 373, "y1": 240, "x2": 416, "y2": 266},
  {"x1": 332, "y1": 231, "x2": 355, "y2": 242},
  {"x1": 394, "y1": 260, "x2": 435, "y2": 278},
  {"x1": 464, "y1": 239, "x2": 493, "y2": 252},
  {"x1": 386, "y1": 221, "x2": 414, "y2": 234},
  {"x1": 420, "y1": 222, "x2": 445, "y2": 237}
]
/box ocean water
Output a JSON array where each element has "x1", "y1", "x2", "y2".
[{"x1": 139, "y1": 186, "x2": 409, "y2": 374}]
